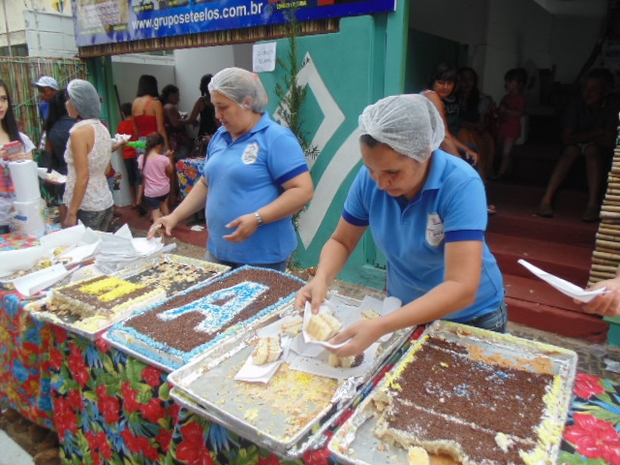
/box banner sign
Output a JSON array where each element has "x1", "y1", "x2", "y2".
[{"x1": 72, "y1": 0, "x2": 397, "y2": 47}]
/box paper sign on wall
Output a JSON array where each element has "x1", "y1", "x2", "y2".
[{"x1": 253, "y1": 42, "x2": 277, "y2": 73}]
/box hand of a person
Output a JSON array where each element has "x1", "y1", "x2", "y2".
[
  {"x1": 63, "y1": 211, "x2": 78, "y2": 228},
  {"x1": 577, "y1": 278, "x2": 620, "y2": 317},
  {"x1": 329, "y1": 318, "x2": 384, "y2": 357},
  {"x1": 465, "y1": 150, "x2": 479, "y2": 166},
  {"x1": 1, "y1": 145, "x2": 29, "y2": 162},
  {"x1": 223, "y1": 213, "x2": 258, "y2": 243},
  {"x1": 148, "y1": 214, "x2": 178, "y2": 239},
  {"x1": 294, "y1": 279, "x2": 329, "y2": 313}
]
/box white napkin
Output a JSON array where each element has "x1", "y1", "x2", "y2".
[{"x1": 518, "y1": 259, "x2": 606, "y2": 303}]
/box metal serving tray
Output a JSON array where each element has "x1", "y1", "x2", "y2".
[
  {"x1": 25, "y1": 254, "x2": 229, "y2": 341},
  {"x1": 328, "y1": 320, "x2": 578, "y2": 465},
  {"x1": 168, "y1": 295, "x2": 413, "y2": 459}
]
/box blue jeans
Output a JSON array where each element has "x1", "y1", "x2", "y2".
[
  {"x1": 461, "y1": 301, "x2": 508, "y2": 333},
  {"x1": 204, "y1": 250, "x2": 289, "y2": 273}
]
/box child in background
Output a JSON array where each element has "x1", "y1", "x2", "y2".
[
  {"x1": 116, "y1": 102, "x2": 142, "y2": 210},
  {"x1": 496, "y1": 68, "x2": 527, "y2": 179},
  {"x1": 137, "y1": 132, "x2": 173, "y2": 222}
]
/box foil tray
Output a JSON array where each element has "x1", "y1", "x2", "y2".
[
  {"x1": 168, "y1": 295, "x2": 413, "y2": 459},
  {"x1": 25, "y1": 254, "x2": 230, "y2": 341},
  {"x1": 328, "y1": 320, "x2": 578, "y2": 465}
]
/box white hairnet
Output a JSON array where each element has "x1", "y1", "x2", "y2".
[
  {"x1": 67, "y1": 79, "x2": 101, "y2": 120},
  {"x1": 208, "y1": 67, "x2": 268, "y2": 112},
  {"x1": 358, "y1": 94, "x2": 445, "y2": 162}
]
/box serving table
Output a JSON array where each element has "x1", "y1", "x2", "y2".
[{"x1": 1, "y1": 236, "x2": 619, "y2": 464}]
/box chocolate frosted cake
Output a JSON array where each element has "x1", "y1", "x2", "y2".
[
  {"x1": 373, "y1": 334, "x2": 561, "y2": 464},
  {"x1": 105, "y1": 266, "x2": 305, "y2": 370},
  {"x1": 50, "y1": 275, "x2": 166, "y2": 319}
]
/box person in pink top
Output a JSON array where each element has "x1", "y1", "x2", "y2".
[{"x1": 137, "y1": 132, "x2": 173, "y2": 222}]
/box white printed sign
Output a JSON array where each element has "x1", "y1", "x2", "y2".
[{"x1": 253, "y1": 42, "x2": 277, "y2": 72}]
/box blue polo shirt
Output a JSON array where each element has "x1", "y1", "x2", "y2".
[
  {"x1": 204, "y1": 112, "x2": 308, "y2": 264},
  {"x1": 343, "y1": 149, "x2": 504, "y2": 323}
]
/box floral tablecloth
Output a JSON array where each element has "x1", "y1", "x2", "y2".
[
  {"x1": 176, "y1": 158, "x2": 204, "y2": 199},
  {"x1": 0, "y1": 293, "x2": 55, "y2": 429},
  {"x1": 0, "y1": 251, "x2": 619, "y2": 464}
]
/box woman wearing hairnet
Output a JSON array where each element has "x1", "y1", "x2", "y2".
[
  {"x1": 295, "y1": 94, "x2": 506, "y2": 356},
  {"x1": 148, "y1": 67, "x2": 313, "y2": 271},
  {"x1": 62, "y1": 79, "x2": 114, "y2": 231}
]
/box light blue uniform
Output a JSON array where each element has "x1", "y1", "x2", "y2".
[
  {"x1": 204, "y1": 112, "x2": 308, "y2": 265},
  {"x1": 343, "y1": 149, "x2": 504, "y2": 323}
]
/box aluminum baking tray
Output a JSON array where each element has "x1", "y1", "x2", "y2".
[
  {"x1": 168, "y1": 295, "x2": 413, "y2": 459},
  {"x1": 25, "y1": 254, "x2": 229, "y2": 341},
  {"x1": 328, "y1": 320, "x2": 578, "y2": 465}
]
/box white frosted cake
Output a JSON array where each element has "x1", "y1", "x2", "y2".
[{"x1": 105, "y1": 266, "x2": 305, "y2": 370}]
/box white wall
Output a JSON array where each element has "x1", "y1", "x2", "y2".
[
  {"x1": 111, "y1": 55, "x2": 176, "y2": 107},
  {"x1": 24, "y1": 10, "x2": 78, "y2": 57},
  {"x1": 173, "y1": 43, "x2": 254, "y2": 114}
]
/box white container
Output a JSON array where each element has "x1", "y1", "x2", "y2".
[
  {"x1": 12, "y1": 199, "x2": 45, "y2": 239},
  {"x1": 9, "y1": 160, "x2": 41, "y2": 202}
]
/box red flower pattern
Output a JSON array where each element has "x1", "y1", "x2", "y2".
[
  {"x1": 140, "y1": 397, "x2": 166, "y2": 423},
  {"x1": 177, "y1": 423, "x2": 215, "y2": 465},
  {"x1": 120, "y1": 381, "x2": 141, "y2": 413},
  {"x1": 142, "y1": 365, "x2": 162, "y2": 388},
  {"x1": 564, "y1": 413, "x2": 620, "y2": 464},
  {"x1": 258, "y1": 453, "x2": 282, "y2": 464},
  {"x1": 573, "y1": 372, "x2": 605, "y2": 399}
]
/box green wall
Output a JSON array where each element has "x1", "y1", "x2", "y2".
[{"x1": 260, "y1": 3, "x2": 409, "y2": 289}]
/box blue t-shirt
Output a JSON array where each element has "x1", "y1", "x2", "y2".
[
  {"x1": 204, "y1": 112, "x2": 308, "y2": 265},
  {"x1": 343, "y1": 149, "x2": 504, "y2": 323}
]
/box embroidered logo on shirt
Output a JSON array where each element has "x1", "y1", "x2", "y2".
[
  {"x1": 426, "y1": 213, "x2": 444, "y2": 247},
  {"x1": 242, "y1": 143, "x2": 259, "y2": 164}
]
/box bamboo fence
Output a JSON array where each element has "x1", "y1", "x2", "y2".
[
  {"x1": 0, "y1": 56, "x2": 89, "y2": 151},
  {"x1": 589, "y1": 140, "x2": 620, "y2": 285}
]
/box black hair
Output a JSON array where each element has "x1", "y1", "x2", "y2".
[
  {"x1": 504, "y1": 68, "x2": 528, "y2": 84},
  {"x1": 428, "y1": 62, "x2": 458, "y2": 88},
  {"x1": 120, "y1": 102, "x2": 132, "y2": 118},
  {"x1": 457, "y1": 67, "x2": 481, "y2": 114},
  {"x1": 136, "y1": 75, "x2": 159, "y2": 98},
  {"x1": 587, "y1": 68, "x2": 614, "y2": 89},
  {"x1": 44, "y1": 89, "x2": 69, "y2": 134},
  {"x1": 142, "y1": 132, "x2": 165, "y2": 172},
  {"x1": 200, "y1": 74, "x2": 213, "y2": 96},
  {"x1": 160, "y1": 84, "x2": 179, "y2": 104},
  {"x1": 360, "y1": 134, "x2": 382, "y2": 147},
  {"x1": 0, "y1": 79, "x2": 21, "y2": 142}
]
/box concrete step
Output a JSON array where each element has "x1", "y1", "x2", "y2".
[
  {"x1": 487, "y1": 231, "x2": 592, "y2": 285},
  {"x1": 504, "y1": 276, "x2": 608, "y2": 344}
]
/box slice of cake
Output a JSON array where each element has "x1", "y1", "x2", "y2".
[
  {"x1": 328, "y1": 353, "x2": 364, "y2": 368},
  {"x1": 307, "y1": 313, "x2": 342, "y2": 341},
  {"x1": 105, "y1": 266, "x2": 305, "y2": 370},
  {"x1": 50, "y1": 275, "x2": 166, "y2": 319},
  {"x1": 373, "y1": 334, "x2": 560, "y2": 464},
  {"x1": 252, "y1": 337, "x2": 282, "y2": 365}
]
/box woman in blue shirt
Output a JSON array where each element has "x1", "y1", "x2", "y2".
[
  {"x1": 295, "y1": 94, "x2": 506, "y2": 356},
  {"x1": 148, "y1": 67, "x2": 314, "y2": 272}
]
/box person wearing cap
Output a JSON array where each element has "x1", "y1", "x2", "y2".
[
  {"x1": 148, "y1": 67, "x2": 314, "y2": 272},
  {"x1": 295, "y1": 94, "x2": 506, "y2": 356},
  {"x1": 32, "y1": 76, "x2": 59, "y2": 121},
  {"x1": 62, "y1": 79, "x2": 114, "y2": 232}
]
